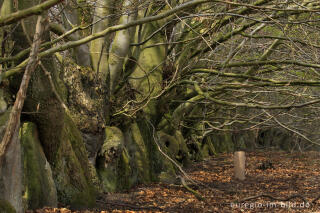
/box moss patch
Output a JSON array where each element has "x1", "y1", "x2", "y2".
[
  {"x1": 158, "y1": 130, "x2": 190, "y2": 165},
  {"x1": 53, "y1": 114, "x2": 96, "y2": 209},
  {"x1": 201, "y1": 136, "x2": 216, "y2": 158},
  {"x1": 128, "y1": 122, "x2": 151, "y2": 183},
  {"x1": 20, "y1": 122, "x2": 57, "y2": 210},
  {"x1": 117, "y1": 148, "x2": 132, "y2": 190},
  {"x1": 129, "y1": 21, "x2": 165, "y2": 120},
  {"x1": 97, "y1": 126, "x2": 132, "y2": 192}
]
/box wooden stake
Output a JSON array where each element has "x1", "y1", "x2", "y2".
[{"x1": 234, "y1": 151, "x2": 246, "y2": 180}]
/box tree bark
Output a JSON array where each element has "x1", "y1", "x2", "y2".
[{"x1": 0, "y1": 15, "x2": 44, "y2": 166}]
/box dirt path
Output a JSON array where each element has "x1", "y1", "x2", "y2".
[{"x1": 29, "y1": 151, "x2": 320, "y2": 212}]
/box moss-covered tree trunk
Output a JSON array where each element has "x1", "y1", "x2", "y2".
[
  {"x1": 0, "y1": 1, "x2": 22, "y2": 212},
  {"x1": 0, "y1": 0, "x2": 96, "y2": 211},
  {"x1": 0, "y1": 1, "x2": 222, "y2": 211}
]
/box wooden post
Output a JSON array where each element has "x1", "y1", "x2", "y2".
[{"x1": 234, "y1": 151, "x2": 246, "y2": 180}]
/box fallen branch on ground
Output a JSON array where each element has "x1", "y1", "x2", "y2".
[{"x1": 237, "y1": 194, "x2": 308, "y2": 203}]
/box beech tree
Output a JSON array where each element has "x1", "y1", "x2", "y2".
[{"x1": 0, "y1": 0, "x2": 320, "y2": 212}]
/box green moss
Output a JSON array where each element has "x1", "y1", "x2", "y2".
[
  {"x1": 60, "y1": 58, "x2": 104, "y2": 133},
  {"x1": 158, "y1": 162, "x2": 176, "y2": 184},
  {"x1": 133, "y1": 126, "x2": 176, "y2": 184},
  {"x1": 130, "y1": 122, "x2": 151, "y2": 183},
  {"x1": 174, "y1": 131, "x2": 191, "y2": 166},
  {"x1": 0, "y1": 199, "x2": 16, "y2": 213},
  {"x1": 103, "y1": 127, "x2": 124, "y2": 151},
  {"x1": 116, "y1": 148, "x2": 132, "y2": 190},
  {"x1": 129, "y1": 22, "x2": 165, "y2": 120},
  {"x1": 20, "y1": 122, "x2": 57, "y2": 210},
  {"x1": 158, "y1": 131, "x2": 179, "y2": 156},
  {"x1": 0, "y1": 107, "x2": 10, "y2": 126},
  {"x1": 79, "y1": 117, "x2": 192, "y2": 193},
  {"x1": 157, "y1": 113, "x2": 172, "y2": 133},
  {"x1": 202, "y1": 144, "x2": 212, "y2": 158},
  {"x1": 0, "y1": 0, "x2": 13, "y2": 17},
  {"x1": 136, "y1": 119, "x2": 164, "y2": 181},
  {"x1": 97, "y1": 126, "x2": 123, "y2": 192},
  {"x1": 97, "y1": 161, "x2": 117, "y2": 192},
  {"x1": 158, "y1": 130, "x2": 190, "y2": 166},
  {"x1": 154, "y1": 130, "x2": 183, "y2": 183},
  {"x1": 201, "y1": 137, "x2": 216, "y2": 158},
  {"x1": 262, "y1": 25, "x2": 282, "y2": 36},
  {"x1": 97, "y1": 127, "x2": 133, "y2": 192},
  {"x1": 53, "y1": 114, "x2": 96, "y2": 209}
]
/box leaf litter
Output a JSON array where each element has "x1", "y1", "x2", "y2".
[{"x1": 27, "y1": 151, "x2": 320, "y2": 212}]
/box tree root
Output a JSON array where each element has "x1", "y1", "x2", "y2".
[{"x1": 179, "y1": 176, "x2": 205, "y2": 201}]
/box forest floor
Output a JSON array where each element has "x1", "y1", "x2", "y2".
[{"x1": 29, "y1": 151, "x2": 320, "y2": 213}]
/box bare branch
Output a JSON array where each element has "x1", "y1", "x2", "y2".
[{"x1": 0, "y1": 0, "x2": 63, "y2": 27}]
